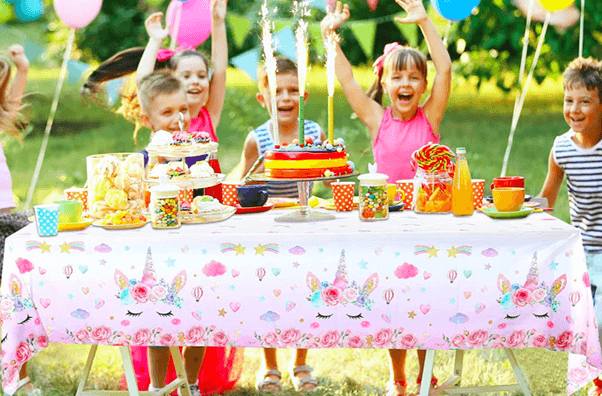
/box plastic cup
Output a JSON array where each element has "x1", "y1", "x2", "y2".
[
  {"x1": 222, "y1": 181, "x2": 243, "y2": 207},
  {"x1": 64, "y1": 187, "x2": 88, "y2": 212},
  {"x1": 178, "y1": 188, "x2": 194, "y2": 205},
  {"x1": 332, "y1": 182, "x2": 355, "y2": 211},
  {"x1": 55, "y1": 200, "x2": 83, "y2": 223},
  {"x1": 34, "y1": 204, "x2": 60, "y2": 237},
  {"x1": 395, "y1": 180, "x2": 414, "y2": 209},
  {"x1": 472, "y1": 179, "x2": 485, "y2": 209}
]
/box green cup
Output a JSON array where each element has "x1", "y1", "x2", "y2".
[{"x1": 55, "y1": 200, "x2": 83, "y2": 224}]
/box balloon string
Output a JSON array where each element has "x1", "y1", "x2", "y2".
[
  {"x1": 579, "y1": 0, "x2": 585, "y2": 58},
  {"x1": 442, "y1": 20, "x2": 452, "y2": 47},
  {"x1": 171, "y1": 1, "x2": 183, "y2": 50},
  {"x1": 25, "y1": 28, "x2": 76, "y2": 211},
  {"x1": 513, "y1": 0, "x2": 533, "y2": 119},
  {"x1": 501, "y1": 12, "x2": 550, "y2": 177}
]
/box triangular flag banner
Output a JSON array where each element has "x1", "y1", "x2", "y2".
[
  {"x1": 274, "y1": 26, "x2": 297, "y2": 62},
  {"x1": 106, "y1": 77, "x2": 125, "y2": 106},
  {"x1": 231, "y1": 48, "x2": 261, "y2": 81},
  {"x1": 367, "y1": 0, "x2": 379, "y2": 12},
  {"x1": 67, "y1": 60, "x2": 90, "y2": 85},
  {"x1": 308, "y1": 23, "x2": 325, "y2": 58},
  {"x1": 228, "y1": 14, "x2": 252, "y2": 48},
  {"x1": 23, "y1": 38, "x2": 45, "y2": 62},
  {"x1": 274, "y1": 20, "x2": 287, "y2": 33},
  {"x1": 310, "y1": 0, "x2": 327, "y2": 11},
  {"x1": 350, "y1": 21, "x2": 376, "y2": 59},
  {"x1": 396, "y1": 22, "x2": 418, "y2": 47}
]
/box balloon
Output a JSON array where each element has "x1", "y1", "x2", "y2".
[
  {"x1": 0, "y1": 1, "x2": 14, "y2": 23},
  {"x1": 256, "y1": 267, "x2": 266, "y2": 281},
  {"x1": 192, "y1": 286, "x2": 203, "y2": 302},
  {"x1": 53, "y1": 0, "x2": 102, "y2": 29},
  {"x1": 447, "y1": 269, "x2": 457, "y2": 284},
  {"x1": 431, "y1": 0, "x2": 481, "y2": 21},
  {"x1": 382, "y1": 288, "x2": 394, "y2": 304},
  {"x1": 537, "y1": 0, "x2": 574, "y2": 13},
  {"x1": 569, "y1": 291, "x2": 580, "y2": 306},
  {"x1": 166, "y1": 0, "x2": 212, "y2": 48},
  {"x1": 63, "y1": 265, "x2": 73, "y2": 279},
  {"x1": 15, "y1": 0, "x2": 43, "y2": 22}
]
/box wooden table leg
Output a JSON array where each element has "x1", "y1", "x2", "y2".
[
  {"x1": 120, "y1": 347, "x2": 141, "y2": 396},
  {"x1": 169, "y1": 347, "x2": 191, "y2": 396},
  {"x1": 418, "y1": 350, "x2": 436, "y2": 396},
  {"x1": 505, "y1": 349, "x2": 532, "y2": 396},
  {"x1": 75, "y1": 345, "x2": 98, "y2": 396}
]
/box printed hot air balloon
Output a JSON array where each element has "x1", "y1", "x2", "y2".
[
  {"x1": 447, "y1": 269, "x2": 457, "y2": 284},
  {"x1": 382, "y1": 288, "x2": 394, "y2": 304},
  {"x1": 569, "y1": 291, "x2": 580, "y2": 307},
  {"x1": 192, "y1": 286, "x2": 203, "y2": 302},
  {"x1": 63, "y1": 265, "x2": 73, "y2": 279},
  {"x1": 256, "y1": 267, "x2": 266, "y2": 281}
]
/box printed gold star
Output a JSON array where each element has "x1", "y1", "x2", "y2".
[
  {"x1": 218, "y1": 308, "x2": 227, "y2": 317},
  {"x1": 427, "y1": 246, "x2": 439, "y2": 258},
  {"x1": 447, "y1": 246, "x2": 459, "y2": 258},
  {"x1": 233, "y1": 244, "x2": 246, "y2": 256},
  {"x1": 40, "y1": 241, "x2": 51, "y2": 253},
  {"x1": 408, "y1": 310, "x2": 417, "y2": 319},
  {"x1": 254, "y1": 244, "x2": 267, "y2": 256},
  {"x1": 60, "y1": 242, "x2": 71, "y2": 254}
]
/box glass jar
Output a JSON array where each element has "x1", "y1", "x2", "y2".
[
  {"x1": 150, "y1": 183, "x2": 181, "y2": 229},
  {"x1": 86, "y1": 153, "x2": 145, "y2": 219},
  {"x1": 358, "y1": 172, "x2": 389, "y2": 221},
  {"x1": 413, "y1": 169, "x2": 453, "y2": 213}
]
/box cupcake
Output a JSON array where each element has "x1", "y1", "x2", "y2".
[
  {"x1": 189, "y1": 160, "x2": 214, "y2": 178},
  {"x1": 190, "y1": 131, "x2": 211, "y2": 144},
  {"x1": 171, "y1": 132, "x2": 191, "y2": 146},
  {"x1": 167, "y1": 161, "x2": 189, "y2": 180}
]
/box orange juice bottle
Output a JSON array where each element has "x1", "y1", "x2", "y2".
[{"x1": 452, "y1": 148, "x2": 474, "y2": 216}]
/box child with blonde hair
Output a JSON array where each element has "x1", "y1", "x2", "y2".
[{"x1": 322, "y1": 1, "x2": 451, "y2": 394}]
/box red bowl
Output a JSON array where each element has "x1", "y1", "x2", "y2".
[{"x1": 490, "y1": 176, "x2": 524, "y2": 192}]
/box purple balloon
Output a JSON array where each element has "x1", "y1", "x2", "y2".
[
  {"x1": 53, "y1": 0, "x2": 102, "y2": 29},
  {"x1": 166, "y1": 0, "x2": 212, "y2": 48}
]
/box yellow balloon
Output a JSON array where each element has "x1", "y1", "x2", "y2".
[
  {"x1": 537, "y1": 0, "x2": 574, "y2": 13},
  {"x1": 0, "y1": 1, "x2": 14, "y2": 24}
]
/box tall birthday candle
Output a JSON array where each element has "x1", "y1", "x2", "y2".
[
  {"x1": 295, "y1": 1, "x2": 310, "y2": 144},
  {"x1": 325, "y1": 31, "x2": 337, "y2": 145},
  {"x1": 261, "y1": 0, "x2": 280, "y2": 146}
]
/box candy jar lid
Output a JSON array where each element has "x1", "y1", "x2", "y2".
[
  {"x1": 149, "y1": 177, "x2": 179, "y2": 194},
  {"x1": 358, "y1": 163, "x2": 388, "y2": 185}
]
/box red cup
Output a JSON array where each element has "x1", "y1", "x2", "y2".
[
  {"x1": 331, "y1": 182, "x2": 355, "y2": 211},
  {"x1": 472, "y1": 179, "x2": 485, "y2": 209},
  {"x1": 490, "y1": 176, "x2": 524, "y2": 192}
]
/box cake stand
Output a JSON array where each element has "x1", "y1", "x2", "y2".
[{"x1": 247, "y1": 171, "x2": 359, "y2": 222}]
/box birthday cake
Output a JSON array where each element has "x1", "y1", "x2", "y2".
[{"x1": 264, "y1": 138, "x2": 354, "y2": 179}]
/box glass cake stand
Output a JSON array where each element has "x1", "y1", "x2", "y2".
[{"x1": 247, "y1": 172, "x2": 359, "y2": 222}]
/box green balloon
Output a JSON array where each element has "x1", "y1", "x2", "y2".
[
  {"x1": 0, "y1": 1, "x2": 15, "y2": 24},
  {"x1": 146, "y1": 0, "x2": 165, "y2": 6}
]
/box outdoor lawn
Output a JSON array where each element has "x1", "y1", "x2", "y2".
[{"x1": 3, "y1": 66, "x2": 581, "y2": 395}]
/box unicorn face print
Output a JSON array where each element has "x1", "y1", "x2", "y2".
[
  {"x1": 497, "y1": 252, "x2": 567, "y2": 324},
  {"x1": 114, "y1": 247, "x2": 187, "y2": 319},
  {"x1": 306, "y1": 250, "x2": 379, "y2": 321},
  {"x1": 1, "y1": 274, "x2": 36, "y2": 343}
]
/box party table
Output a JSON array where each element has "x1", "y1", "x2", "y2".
[{"x1": 1, "y1": 210, "x2": 601, "y2": 395}]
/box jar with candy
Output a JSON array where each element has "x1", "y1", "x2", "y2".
[
  {"x1": 358, "y1": 170, "x2": 389, "y2": 221},
  {"x1": 149, "y1": 179, "x2": 180, "y2": 229},
  {"x1": 413, "y1": 169, "x2": 453, "y2": 213}
]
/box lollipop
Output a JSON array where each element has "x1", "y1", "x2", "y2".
[{"x1": 411, "y1": 143, "x2": 455, "y2": 173}]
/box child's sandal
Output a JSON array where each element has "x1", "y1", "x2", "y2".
[
  {"x1": 290, "y1": 365, "x2": 318, "y2": 392},
  {"x1": 256, "y1": 369, "x2": 283, "y2": 392},
  {"x1": 416, "y1": 376, "x2": 441, "y2": 396},
  {"x1": 386, "y1": 380, "x2": 408, "y2": 396}
]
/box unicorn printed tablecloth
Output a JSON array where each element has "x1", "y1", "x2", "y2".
[{"x1": 1, "y1": 211, "x2": 601, "y2": 394}]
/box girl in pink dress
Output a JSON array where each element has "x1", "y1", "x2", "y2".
[{"x1": 321, "y1": 1, "x2": 451, "y2": 395}]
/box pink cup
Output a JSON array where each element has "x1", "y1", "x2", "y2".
[
  {"x1": 331, "y1": 182, "x2": 355, "y2": 211},
  {"x1": 222, "y1": 181, "x2": 243, "y2": 207}
]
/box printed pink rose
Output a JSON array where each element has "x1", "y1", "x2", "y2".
[
  {"x1": 373, "y1": 328, "x2": 394, "y2": 348},
  {"x1": 507, "y1": 330, "x2": 526, "y2": 348},
  {"x1": 398, "y1": 332, "x2": 418, "y2": 349},
  {"x1": 511, "y1": 289, "x2": 532, "y2": 307},
  {"x1": 530, "y1": 333, "x2": 548, "y2": 348},
  {"x1": 185, "y1": 326, "x2": 205, "y2": 344},
  {"x1": 556, "y1": 330, "x2": 574, "y2": 351},
  {"x1": 131, "y1": 283, "x2": 151, "y2": 304},
  {"x1": 15, "y1": 341, "x2": 32, "y2": 363},
  {"x1": 1, "y1": 299, "x2": 14, "y2": 314},
  {"x1": 321, "y1": 286, "x2": 343, "y2": 306},
  {"x1": 343, "y1": 288, "x2": 359, "y2": 302},
  {"x1": 279, "y1": 328, "x2": 302, "y2": 346},
  {"x1": 90, "y1": 325, "x2": 112, "y2": 343},
  {"x1": 320, "y1": 330, "x2": 340, "y2": 348},
  {"x1": 450, "y1": 333, "x2": 466, "y2": 348},
  {"x1": 210, "y1": 330, "x2": 230, "y2": 346},
  {"x1": 346, "y1": 335, "x2": 364, "y2": 348},
  {"x1": 132, "y1": 329, "x2": 152, "y2": 345},
  {"x1": 16, "y1": 258, "x2": 34, "y2": 274},
  {"x1": 569, "y1": 367, "x2": 588, "y2": 382},
  {"x1": 467, "y1": 330, "x2": 489, "y2": 347},
  {"x1": 75, "y1": 329, "x2": 90, "y2": 343},
  {"x1": 532, "y1": 288, "x2": 546, "y2": 302},
  {"x1": 492, "y1": 341, "x2": 505, "y2": 349},
  {"x1": 35, "y1": 335, "x2": 49, "y2": 349},
  {"x1": 159, "y1": 333, "x2": 176, "y2": 346},
  {"x1": 302, "y1": 339, "x2": 320, "y2": 348},
  {"x1": 263, "y1": 332, "x2": 278, "y2": 346},
  {"x1": 576, "y1": 341, "x2": 587, "y2": 356},
  {"x1": 151, "y1": 285, "x2": 167, "y2": 300},
  {"x1": 3, "y1": 364, "x2": 20, "y2": 386}
]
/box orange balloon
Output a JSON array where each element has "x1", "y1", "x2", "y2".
[{"x1": 537, "y1": 0, "x2": 574, "y2": 13}]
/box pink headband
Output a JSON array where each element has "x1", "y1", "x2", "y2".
[
  {"x1": 372, "y1": 42, "x2": 404, "y2": 75},
  {"x1": 157, "y1": 44, "x2": 194, "y2": 62}
]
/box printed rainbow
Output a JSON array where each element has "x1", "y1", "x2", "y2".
[
  {"x1": 220, "y1": 243, "x2": 238, "y2": 254},
  {"x1": 26, "y1": 241, "x2": 43, "y2": 251},
  {"x1": 413, "y1": 245, "x2": 430, "y2": 256},
  {"x1": 457, "y1": 245, "x2": 472, "y2": 256}
]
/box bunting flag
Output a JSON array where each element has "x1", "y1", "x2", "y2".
[
  {"x1": 350, "y1": 21, "x2": 377, "y2": 59},
  {"x1": 231, "y1": 48, "x2": 261, "y2": 81},
  {"x1": 67, "y1": 60, "x2": 90, "y2": 84},
  {"x1": 274, "y1": 20, "x2": 288, "y2": 33},
  {"x1": 308, "y1": 23, "x2": 325, "y2": 57},
  {"x1": 310, "y1": 0, "x2": 328, "y2": 11},
  {"x1": 273, "y1": 26, "x2": 297, "y2": 62},
  {"x1": 397, "y1": 22, "x2": 418, "y2": 46},
  {"x1": 106, "y1": 77, "x2": 125, "y2": 106},
  {"x1": 228, "y1": 13, "x2": 253, "y2": 48},
  {"x1": 23, "y1": 38, "x2": 45, "y2": 62}
]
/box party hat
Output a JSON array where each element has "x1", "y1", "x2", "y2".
[
  {"x1": 333, "y1": 249, "x2": 349, "y2": 290},
  {"x1": 141, "y1": 247, "x2": 157, "y2": 287},
  {"x1": 523, "y1": 252, "x2": 539, "y2": 291}
]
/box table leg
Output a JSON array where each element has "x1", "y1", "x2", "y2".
[
  {"x1": 169, "y1": 347, "x2": 191, "y2": 396},
  {"x1": 505, "y1": 349, "x2": 532, "y2": 396},
  {"x1": 75, "y1": 345, "x2": 98, "y2": 396},
  {"x1": 120, "y1": 347, "x2": 141, "y2": 396},
  {"x1": 418, "y1": 350, "x2": 436, "y2": 396}
]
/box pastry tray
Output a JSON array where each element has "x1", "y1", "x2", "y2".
[
  {"x1": 180, "y1": 206, "x2": 236, "y2": 224},
  {"x1": 145, "y1": 173, "x2": 225, "y2": 189},
  {"x1": 146, "y1": 142, "x2": 218, "y2": 157}
]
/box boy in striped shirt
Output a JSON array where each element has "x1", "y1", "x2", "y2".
[{"x1": 539, "y1": 57, "x2": 602, "y2": 395}]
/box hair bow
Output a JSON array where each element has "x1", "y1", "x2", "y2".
[
  {"x1": 372, "y1": 42, "x2": 404, "y2": 75},
  {"x1": 157, "y1": 44, "x2": 194, "y2": 62}
]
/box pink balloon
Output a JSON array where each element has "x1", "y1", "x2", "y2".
[
  {"x1": 166, "y1": 0, "x2": 212, "y2": 48},
  {"x1": 54, "y1": 0, "x2": 102, "y2": 29}
]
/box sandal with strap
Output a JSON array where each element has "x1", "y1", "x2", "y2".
[
  {"x1": 5, "y1": 377, "x2": 42, "y2": 396},
  {"x1": 416, "y1": 376, "x2": 441, "y2": 396},
  {"x1": 256, "y1": 369, "x2": 282, "y2": 392},
  {"x1": 290, "y1": 365, "x2": 318, "y2": 392},
  {"x1": 386, "y1": 380, "x2": 408, "y2": 396}
]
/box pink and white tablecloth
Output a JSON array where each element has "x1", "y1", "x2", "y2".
[{"x1": 1, "y1": 210, "x2": 601, "y2": 394}]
